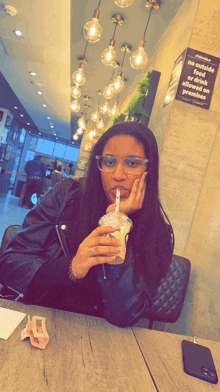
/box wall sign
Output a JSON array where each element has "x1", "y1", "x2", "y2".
[{"x1": 175, "y1": 48, "x2": 219, "y2": 110}]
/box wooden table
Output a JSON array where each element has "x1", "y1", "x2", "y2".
[
  {"x1": 0, "y1": 300, "x2": 220, "y2": 392},
  {"x1": 0, "y1": 300, "x2": 156, "y2": 392},
  {"x1": 132, "y1": 328, "x2": 220, "y2": 391}
]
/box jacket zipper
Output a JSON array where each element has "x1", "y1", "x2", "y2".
[{"x1": 55, "y1": 224, "x2": 68, "y2": 257}]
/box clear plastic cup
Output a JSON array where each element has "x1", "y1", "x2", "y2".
[{"x1": 98, "y1": 211, "x2": 133, "y2": 265}]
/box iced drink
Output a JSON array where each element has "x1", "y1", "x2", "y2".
[{"x1": 98, "y1": 211, "x2": 133, "y2": 265}]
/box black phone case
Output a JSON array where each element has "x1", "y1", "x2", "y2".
[{"x1": 182, "y1": 340, "x2": 218, "y2": 384}]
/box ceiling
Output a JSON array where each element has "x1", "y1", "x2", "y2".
[{"x1": 0, "y1": 0, "x2": 185, "y2": 143}]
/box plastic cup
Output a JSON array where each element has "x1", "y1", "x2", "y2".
[{"x1": 98, "y1": 211, "x2": 133, "y2": 265}]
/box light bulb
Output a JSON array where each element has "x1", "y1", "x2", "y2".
[
  {"x1": 83, "y1": 18, "x2": 102, "y2": 43},
  {"x1": 130, "y1": 47, "x2": 148, "y2": 70},
  {"x1": 71, "y1": 85, "x2": 81, "y2": 99},
  {"x1": 96, "y1": 118, "x2": 104, "y2": 129},
  {"x1": 109, "y1": 103, "x2": 119, "y2": 117},
  {"x1": 91, "y1": 110, "x2": 100, "y2": 122},
  {"x1": 114, "y1": 0, "x2": 135, "y2": 7},
  {"x1": 112, "y1": 75, "x2": 124, "y2": 93},
  {"x1": 103, "y1": 83, "x2": 115, "y2": 99},
  {"x1": 72, "y1": 68, "x2": 86, "y2": 86},
  {"x1": 69, "y1": 100, "x2": 80, "y2": 112},
  {"x1": 73, "y1": 134, "x2": 79, "y2": 140},
  {"x1": 77, "y1": 115, "x2": 86, "y2": 129},
  {"x1": 76, "y1": 127, "x2": 84, "y2": 135},
  {"x1": 101, "y1": 46, "x2": 117, "y2": 66},
  {"x1": 100, "y1": 101, "x2": 110, "y2": 114}
]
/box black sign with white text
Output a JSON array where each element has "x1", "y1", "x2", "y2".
[{"x1": 175, "y1": 48, "x2": 219, "y2": 109}]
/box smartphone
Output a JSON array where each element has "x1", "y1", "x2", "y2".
[{"x1": 182, "y1": 340, "x2": 218, "y2": 384}]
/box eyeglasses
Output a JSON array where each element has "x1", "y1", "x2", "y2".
[{"x1": 96, "y1": 155, "x2": 149, "y2": 175}]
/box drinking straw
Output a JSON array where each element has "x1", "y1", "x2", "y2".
[{"x1": 115, "y1": 188, "x2": 120, "y2": 212}]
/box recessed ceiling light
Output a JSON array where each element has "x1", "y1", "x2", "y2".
[
  {"x1": 14, "y1": 30, "x2": 22, "y2": 37},
  {"x1": 50, "y1": 125, "x2": 54, "y2": 128},
  {"x1": 29, "y1": 72, "x2": 36, "y2": 76},
  {"x1": 14, "y1": 106, "x2": 18, "y2": 109},
  {"x1": 27, "y1": 122, "x2": 30, "y2": 125},
  {"x1": 47, "y1": 116, "x2": 51, "y2": 119},
  {"x1": 37, "y1": 91, "x2": 42, "y2": 95},
  {"x1": 43, "y1": 104, "x2": 47, "y2": 107},
  {"x1": 20, "y1": 114, "x2": 24, "y2": 117},
  {"x1": 39, "y1": 132, "x2": 41, "y2": 135}
]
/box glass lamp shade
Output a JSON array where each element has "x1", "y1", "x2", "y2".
[
  {"x1": 83, "y1": 18, "x2": 102, "y2": 43},
  {"x1": 76, "y1": 127, "x2": 84, "y2": 135},
  {"x1": 112, "y1": 75, "x2": 124, "y2": 93},
  {"x1": 71, "y1": 85, "x2": 81, "y2": 99},
  {"x1": 77, "y1": 115, "x2": 86, "y2": 129},
  {"x1": 72, "y1": 68, "x2": 86, "y2": 86},
  {"x1": 130, "y1": 47, "x2": 148, "y2": 70},
  {"x1": 103, "y1": 83, "x2": 115, "y2": 99},
  {"x1": 96, "y1": 118, "x2": 104, "y2": 129},
  {"x1": 109, "y1": 103, "x2": 119, "y2": 117},
  {"x1": 91, "y1": 110, "x2": 100, "y2": 122},
  {"x1": 114, "y1": 0, "x2": 135, "y2": 7},
  {"x1": 100, "y1": 101, "x2": 110, "y2": 114},
  {"x1": 70, "y1": 100, "x2": 80, "y2": 113},
  {"x1": 73, "y1": 134, "x2": 79, "y2": 140},
  {"x1": 101, "y1": 46, "x2": 117, "y2": 66}
]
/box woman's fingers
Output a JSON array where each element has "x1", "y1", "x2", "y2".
[
  {"x1": 86, "y1": 225, "x2": 117, "y2": 240},
  {"x1": 88, "y1": 245, "x2": 121, "y2": 257}
]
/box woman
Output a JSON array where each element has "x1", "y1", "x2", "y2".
[{"x1": 0, "y1": 122, "x2": 174, "y2": 327}]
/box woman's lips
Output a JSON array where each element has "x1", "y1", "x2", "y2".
[{"x1": 111, "y1": 188, "x2": 129, "y2": 198}]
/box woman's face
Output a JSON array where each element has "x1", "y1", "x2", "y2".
[{"x1": 100, "y1": 135, "x2": 147, "y2": 204}]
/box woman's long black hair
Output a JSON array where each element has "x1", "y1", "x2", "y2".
[{"x1": 70, "y1": 121, "x2": 174, "y2": 281}]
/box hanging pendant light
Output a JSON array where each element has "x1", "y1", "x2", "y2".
[
  {"x1": 91, "y1": 109, "x2": 100, "y2": 123},
  {"x1": 71, "y1": 85, "x2": 81, "y2": 99},
  {"x1": 70, "y1": 99, "x2": 80, "y2": 113},
  {"x1": 83, "y1": 2, "x2": 103, "y2": 43},
  {"x1": 101, "y1": 41, "x2": 117, "y2": 67},
  {"x1": 100, "y1": 100, "x2": 110, "y2": 114},
  {"x1": 130, "y1": 38, "x2": 148, "y2": 70},
  {"x1": 96, "y1": 117, "x2": 105, "y2": 129},
  {"x1": 101, "y1": 14, "x2": 124, "y2": 67},
  {"x1": 76, "y1": 127, "x2": 84, "y2": 135},
  {"x1": 72, "y1": 68, "x2": 86, "y2": 86},
  {"x1": 72, "y1": 59, "x2": 87, "y2": 86},
  {"x1": 115, "y1": 0, "x2": 135, "y2": 7},
  {"x1": 130, "y1": 0, "x2": 160, "y2": 70},
  {"x1": 112, "y1": 45, "x2": 131, "y2": 92},
  {"x1": 109, "y1": 101, "x2": 120, "y2": 117},
  {"x1": 77, "y1": 113, "x2": 86, "y2": 129},
  {"x1": 112, "y1": 73, "x2": 124, "y2": 93},
  {"x1": 103, "y1": 82, "x2": 115, "y2": 99}
]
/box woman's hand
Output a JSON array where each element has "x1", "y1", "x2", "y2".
[
  {"x1": 70, "y1": 226, "x2": 121, "y2": 280},
  {"x1": 106, "y1": 171, "x2": 147, "y2": 216}
]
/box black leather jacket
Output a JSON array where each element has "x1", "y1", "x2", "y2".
[{"x1": 0, "y1": 178, "x2": 172, "y2": 327}]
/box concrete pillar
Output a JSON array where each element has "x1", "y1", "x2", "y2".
[{"x1": 154, "y1": 0, "x2": 220, "y2": 340}]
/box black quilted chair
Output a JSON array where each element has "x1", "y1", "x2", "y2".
[
  {"x1": 0, "y1": 225, "x2": 191, "y2": 329},
  {"x1": 146, "y1": 254, "x2": 191, "y2": 329}
]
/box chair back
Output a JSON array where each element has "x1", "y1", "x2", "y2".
[
  {"x1": 0, "y1": 225, "x2": 20, "y2": 256},
  {"x1": 147, "y1": 254, "x2": 191, "y2": 328}
]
